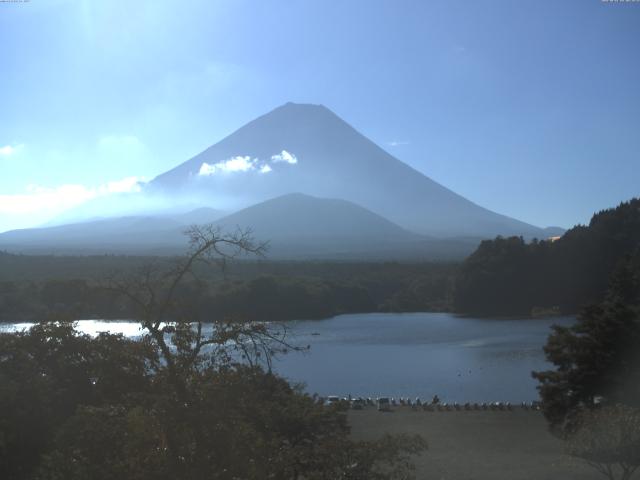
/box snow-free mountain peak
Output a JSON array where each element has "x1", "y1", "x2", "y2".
[
  {"x1": 148, "y1": 102, "x2": 552, "y2": 238},
  {"x1": 214, "y1": 192, "x2": 418, "y2": 241}
]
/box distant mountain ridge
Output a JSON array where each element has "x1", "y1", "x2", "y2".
[
  {"x1": 210, "y1": 193, "x2": 463, "y2": 259},
  {"x1": 0, "y1": 194, "x2": 480, "y2": 259},
  {"x1": 0, "y1": 208, "x2": 223, "y2": 254},
  {"x1": 215, "y1": 193, "x2": 417, "y2": 241}
]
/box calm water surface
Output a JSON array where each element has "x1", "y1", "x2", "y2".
[{"x1": 1, "y1": 313, "x2": 573, "y2": 403}]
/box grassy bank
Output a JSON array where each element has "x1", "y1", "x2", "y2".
[{"x1": 348, "y1": 408, "x2": 600, "y2": 480}]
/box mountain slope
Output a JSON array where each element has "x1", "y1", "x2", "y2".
[
  {"x1": 214, "y1": 193, "x2": 416, "y2": 241},
  {"x1": 149, "y1": 102, "x2": 550, "y2": 238},
  {"x1": 208, "y1": 193, "x2": 479, "y2": 259},
  {"x1": 0, "y1": 208, "x2": 224, "y2": 254}
]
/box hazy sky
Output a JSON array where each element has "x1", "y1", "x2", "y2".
[{"x1": 1, "y1": 0, "x2": 639, "y2": 232}]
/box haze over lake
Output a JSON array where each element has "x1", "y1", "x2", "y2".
[{"x1": 2, "y1": 313, "x2": 573, "y2": 402}]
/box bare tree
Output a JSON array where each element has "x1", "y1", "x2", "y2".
[
  {"x1": 103, "y1": 225, "x2": 315, "y2": 475},
  {"x1": 106, "y1": 225, "x2": 301, "y2": 388},
  {"x1": 567, "y1": 404, "x2": 640, "y2": 480}
]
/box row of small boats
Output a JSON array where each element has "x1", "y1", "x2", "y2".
[{"x1": 322, "y1": 395, "x2": 543, "y2": 411}]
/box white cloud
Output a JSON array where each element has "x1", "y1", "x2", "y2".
[
  {"x1": 0, "y1": 176, "x2": 145, "y2": 231},
  {"x1": 271, "y1": 150, "x2": 297, "y2": 164},
  {"x1": 1, "y1": 184, "x2": 96, "y2": 216},
  {"x1": 198, "y1": 151, "x2": 297, "y2": 177},
  {"x1": 387, "y1": 141, "x2": 410, "y2": 147},
  {"x1": 218, "y1": 156, "x2": 255, "y2": 172},
  {"x1": 198, "y1": 155, "x2": 257, "y2": 176},
  {"x1": 198, "y1": 163, "x2": 217, "y2": 176},
  {"x1": 0, "y1": 134, "x2": 150, "y2": 232},
  {"x1": 0, "y1": 144, "x2": 25, "y2": 157}
]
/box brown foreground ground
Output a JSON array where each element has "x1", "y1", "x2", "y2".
[{"x1": 349, "y1": 408, "x2": 601, "y2": 480}]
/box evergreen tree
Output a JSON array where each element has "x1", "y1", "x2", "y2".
[{"x1": 533, "y1": 258, "x2": 640, "y2": 435}]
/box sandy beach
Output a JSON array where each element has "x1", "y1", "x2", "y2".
[{"x1": 349, "y1": 407, "x2": 601, "y2": 480}]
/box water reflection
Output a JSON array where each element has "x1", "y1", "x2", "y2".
[{"x1": 0, "y1": 313, "x2": 573, "y2": 403}]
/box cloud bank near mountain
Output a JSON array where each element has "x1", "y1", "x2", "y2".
[{"x1": 0, "y1": 176, "x2": 145, "y2": 232}]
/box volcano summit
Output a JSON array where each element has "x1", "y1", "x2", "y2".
[{"x1": 149, "y1": 102, "x2": 551, "y2": 238}]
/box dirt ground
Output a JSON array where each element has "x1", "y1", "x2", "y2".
[{"x1": 348, "y1": 407, "x2": 602, "y2": 480}]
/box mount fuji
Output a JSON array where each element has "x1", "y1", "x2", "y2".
[
  {"x1": 0, "y1": 103, "x2": 563, "y2": 258},
  {"x1": 148, "y1": 102, "x2": 552, "y2": 238}
]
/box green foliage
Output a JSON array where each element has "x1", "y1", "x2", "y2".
[
  {"x1": 0, "y1": 323, "x2": 154, "y2": 480},
  {"x1": 454, "y1": 198, "x2": 640, "y2": 316}
]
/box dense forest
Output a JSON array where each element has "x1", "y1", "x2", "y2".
[
  {"x1": 454, "y1": 198, "x2": 640, "y2": 316},
  {"x1": 0, "y1": 255, "x2": 456, "y2": 322}
]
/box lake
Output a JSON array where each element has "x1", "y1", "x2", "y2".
[{"x1": 1, "y1": 312, "x2": 573, "y2": 403}]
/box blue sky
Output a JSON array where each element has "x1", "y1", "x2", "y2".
[{"x1": 1, "y1": 0, "x2": 639, "y2": 232}]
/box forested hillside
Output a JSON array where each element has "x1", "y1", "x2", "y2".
[
  {"x1": 454, "y1": 198, "x2": 640, "y2": 316},
  {"x1": 0, "y1": 256, "x2": 456, "y2": 322}
]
